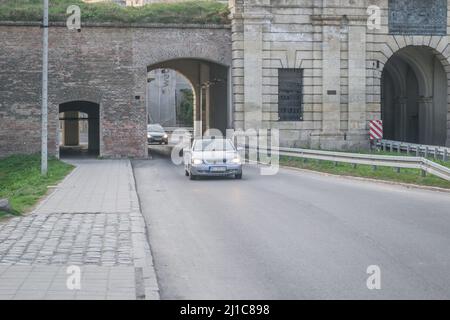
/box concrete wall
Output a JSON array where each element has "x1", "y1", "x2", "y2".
[
  {"x1": 0, "y1": 22, "x2": 231, "y2": 158},
  {"x1": 147, "y1": 69, "x2": 178, "y2": 126}
]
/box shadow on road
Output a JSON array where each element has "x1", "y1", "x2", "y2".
[
  {"x1": 59, "y1": 145, "x2": 98, "y2": 160},
  {"x1": 148, "y1": 145, "x2": 173, "y2": 159}
]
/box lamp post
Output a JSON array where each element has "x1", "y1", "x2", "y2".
[{"x1": 41, "y1": 0, "x2": 49, "y2": 175}]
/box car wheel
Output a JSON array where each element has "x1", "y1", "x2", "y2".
[{"x1": 235, "y1": 173, "x2": 242, "y2": 179}]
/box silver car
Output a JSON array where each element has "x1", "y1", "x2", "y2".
[
  {"x1": 147, "y1": 124, "x2": 168, "y2": 144},
  {"x1": 184, "y1": 138, "x2": 243, "y2": 180}
]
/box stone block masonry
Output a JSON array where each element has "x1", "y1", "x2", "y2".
[{"x1": 229, "y1": 0, "x2": 450, "y2": 149}]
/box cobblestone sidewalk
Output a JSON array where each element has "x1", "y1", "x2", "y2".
[{"x1": 0, "y1": 159, "x2": 159, "y2": 300}]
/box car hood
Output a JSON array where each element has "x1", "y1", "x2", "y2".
[
  {"x1": 191, "y1": 150, "x2": 238, "y2": 161},
  {"x1": 148, "y1": 131, "x2": 165, "y2": 136}
]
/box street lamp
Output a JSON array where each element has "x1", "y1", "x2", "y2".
[{"x1": 41, "y1": 0, "x2": 49, "y2": 175}]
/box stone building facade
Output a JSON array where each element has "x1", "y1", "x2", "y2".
[
  {"x1": 230, "y1": 0, "x2": 450, "y2": 149},
  {"x1": 1, "y1": 0, "x2": 450, "y2": 159}
]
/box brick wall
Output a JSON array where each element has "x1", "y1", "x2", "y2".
[{"x1": 0, "y1": 22, "x2": 231, "y2": 158}]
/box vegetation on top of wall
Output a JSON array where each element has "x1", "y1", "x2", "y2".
[{"x1": 0, "y1": 0, "x2": 230, "y2": 25}]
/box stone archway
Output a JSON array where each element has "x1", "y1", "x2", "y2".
[
  {"x1": 147, "y1": 58, "x2": 230, "y2": 137},
  {"x1": 59, "y1": 101, "x2": 100, "y2": 157},
  {"x1": 381, "y1": 46, "x2": 448, "y2": 145}
]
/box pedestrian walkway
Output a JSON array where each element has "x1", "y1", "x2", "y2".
[{"x1": 0, "y1": 159, "x2": 159, "y2": 300}]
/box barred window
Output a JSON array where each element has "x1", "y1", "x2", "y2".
[{"x1": 278, "y1": 69, "x2": 303, "y2": 121}]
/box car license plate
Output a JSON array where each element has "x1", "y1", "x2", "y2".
[{"x1": 210, "y1": 166, "x2": 226, "y2": 172}]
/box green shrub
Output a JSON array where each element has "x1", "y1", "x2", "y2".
[{"x1": 0, "y1": 0, "x2": 229, "y2": 24}]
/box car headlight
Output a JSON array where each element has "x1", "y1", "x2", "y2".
[
  {"x1": 192, "y1": 158, "x2": 203, "y2": 165},
  {"x1": 147, "y1": 133, "x2": 152, "y2": 138},
  {"x1": 163, "y1": 134, "x2": 168, "y2": 139},
  {"x1": 231, "y1": 157, "x2": 241, "y2": 164}
]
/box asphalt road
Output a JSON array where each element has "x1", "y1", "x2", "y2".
[{"x1": 133, "y1": 147, "x2": 450, "y2": 299}]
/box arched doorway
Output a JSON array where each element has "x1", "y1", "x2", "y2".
[
  {"x1": 59, "y1": 101, "x2": 100, "y2": 157},
  {"x1": 381, "y1": 46, "x2": 447, "y2": 145},
  {"x1": 147, "y1": 58, "x2": 230, "y2": 137}
]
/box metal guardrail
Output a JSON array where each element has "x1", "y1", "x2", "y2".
[
  {"x1": 421, "y1": 158, "x2": 450, "y2": 181},
  {"x1": 378, "y1": 139, "x2": 449, "y2": 161},
  {"x1": 173, "y1": 135, "x2": 450, "y2": 181},
  {"x1": 245, "y1": 146, "x2": 450, "y2": 182}
]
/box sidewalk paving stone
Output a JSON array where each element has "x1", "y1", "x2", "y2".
[{"x1": 0, "y1": 159, "x2": 160, "y2": 300}]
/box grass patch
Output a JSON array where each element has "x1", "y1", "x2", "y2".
[
  {"x1": 0, "y1": 210, "x2": 9, "y2": 218},
  {"x1": 0, "y1": 0, "x2": 229, "y2": 24},
  {"x1": 280, "y1": 151, "x2": 450, "y2": 189},
  {"x1": 377, "y1": 150, "x2": 450, "y2": 168},
  {"x1": 0, "y1": 154, "x2": 74, "y2": 215},
  {"x1": 333, "y1": 148, "x2": 450, "y2": 168},
  {"x1": 321, "y1": 149, "x2": 450, "y2": 168}
]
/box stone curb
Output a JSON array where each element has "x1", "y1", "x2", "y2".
[
  {"x1": 125, "y1": 160, "x2": 161, "y2": 300},
  {"x1": 279, "y1": 164, "x2": 450, "y2": 194}
]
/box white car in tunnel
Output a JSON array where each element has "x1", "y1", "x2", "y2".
[{"x1": 184, "y1": 138, "x2": 243, "y2": 180}]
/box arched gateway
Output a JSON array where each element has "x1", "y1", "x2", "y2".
[
  {"x1": 381, "y1": 46, "x2": 448, "y2": 145},
  {"x1": 147, "y1": 58, "x2": 230, "y2": 137}
]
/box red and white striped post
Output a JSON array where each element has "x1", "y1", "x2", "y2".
[{"x1": 369, "y1": 120, "x2": 383, "y2": 149}]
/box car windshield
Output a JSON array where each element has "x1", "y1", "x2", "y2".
[
  {"x1": 193, "y1": 139, "x2": 235, "y2": 152},
  {"x1": 148, "y1": 124, "x2": 164, "y2": 132}
]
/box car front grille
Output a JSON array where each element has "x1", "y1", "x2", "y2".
[{"x1": 204, "y1": 159, "x2": 226, "y2": 165}]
